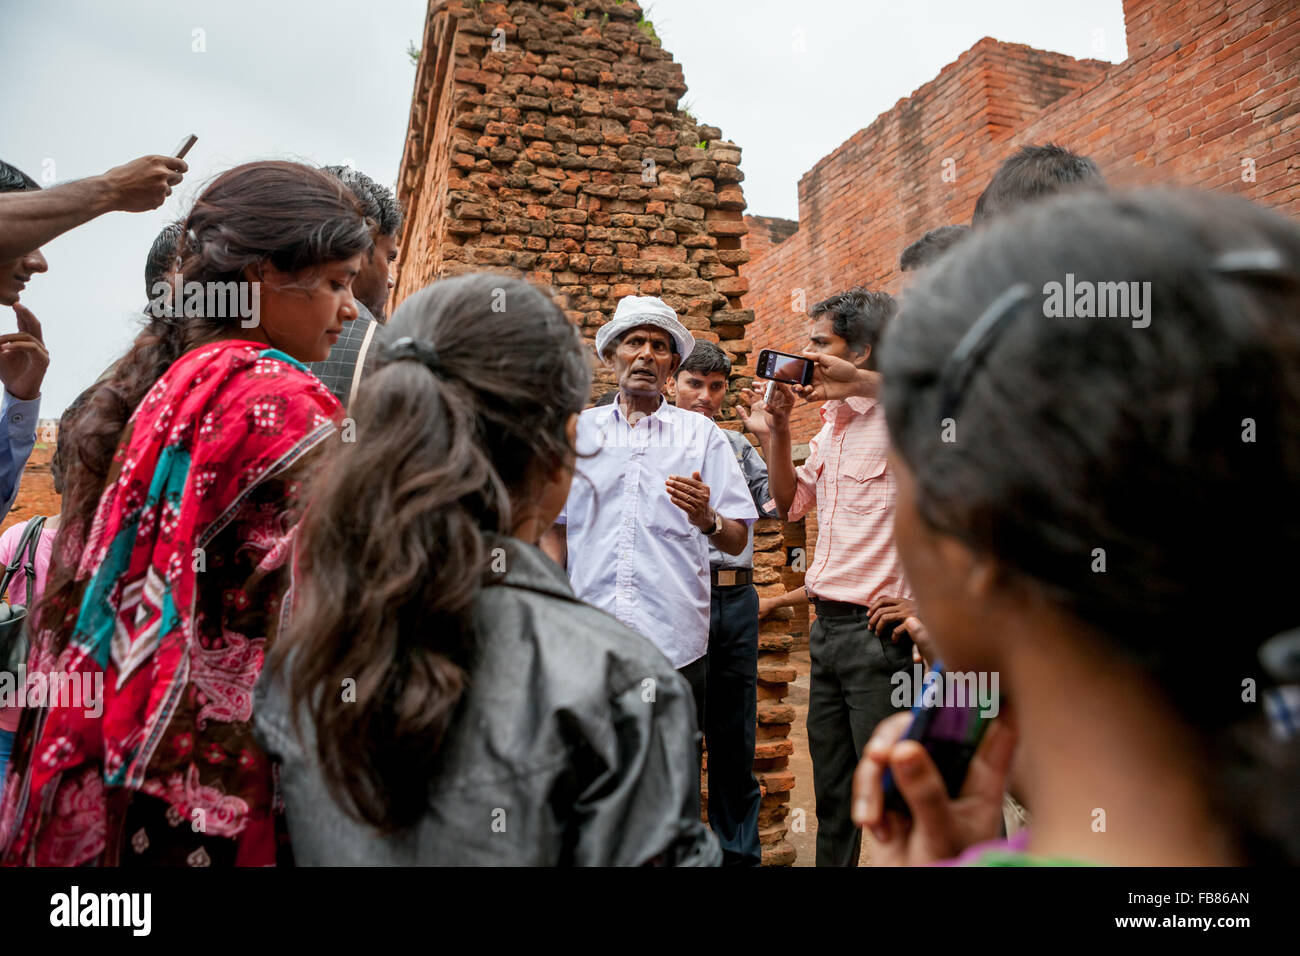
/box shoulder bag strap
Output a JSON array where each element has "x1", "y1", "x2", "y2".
[
  {"x1": 19, "y1": 515, "x2": 46, "y2": 608},
  {"x1": 0, "y1": 516, "x2": 45, "y2": 605}
]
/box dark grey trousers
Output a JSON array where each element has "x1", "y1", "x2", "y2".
[
  {"x1": 808, "y1": 609, "x2": 914, "y2": 866},
  {"x1": 677, "y1": 654, "x2": 708, "y2": 776},
  {"x1": 705, "y1": 583, "x2": 762, "y2": 866}
]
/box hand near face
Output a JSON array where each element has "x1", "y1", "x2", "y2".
[
  {"x1": 850, "y1": 709, "x2": 1017, "y2": 866},
  {"x1": 0, "y1": 304, "x2": 49, "y2": 401},
  {"x1": 735, "y1": 388, "x2": 771, "y2": 439},
  {"x1": 666, "y1": 470, "x2": 713, "y2": 531},
  {"x1": 738, "y1": 382, "x2": 794, "y2": 435},
  {"x1": 794, "y1": 352, "x2": 880, "y2": 403}
]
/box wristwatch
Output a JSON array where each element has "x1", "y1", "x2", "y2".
[{"x1": 706, "y1": 510, "x2": 723, "y2": 536}]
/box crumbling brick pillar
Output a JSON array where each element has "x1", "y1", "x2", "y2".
[{"x1": 393, "y1": 0, "x2": 797, "y2": 864}]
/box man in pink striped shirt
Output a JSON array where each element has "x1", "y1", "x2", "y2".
[{"x1": 742, "y1": 288, "x2": 918, "y2": 866}]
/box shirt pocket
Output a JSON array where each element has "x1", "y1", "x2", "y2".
[
  {"x1": 838, "y1": 458, "x2": 890, "y2": 515},
  {"x1": 646, "y1": 447, "x2": 704, "y2": 540}
]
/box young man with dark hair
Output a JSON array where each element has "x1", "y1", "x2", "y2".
[
  {"x1": 899, "y1": 224, "x2": 969, "y2": 272},
  {"x1": 0, "y1": 161, "x2": 53, "y2": 516},
  {"x1": 669, "y1": 339, "x2": 776, "y2": 867},
  {"x1": 305, "y1": 165, "x2": 404, "y2": 408},
  {"x1": 144, "y1": 221, "x2": 183, "y2": 306},
  {"x1": 810, "y1": 288, "x2": 895, "y2": 369},
  {"x1": 739, "y1": 287, "x2": 917, "y2": 866},
  {"x1": 971, "y1": 143, "x2": 1104, "y2": 227}
]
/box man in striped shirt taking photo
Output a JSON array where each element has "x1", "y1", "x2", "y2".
[{"x1": 740, "y1": 288, "x2": 918, "y2": 867}]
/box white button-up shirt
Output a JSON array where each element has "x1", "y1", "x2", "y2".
[{"x1": 558, "y1": 397, "x2": 758, "y2": 668}]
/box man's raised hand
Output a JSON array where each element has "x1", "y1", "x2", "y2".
[
  {"x1": 738, "y1": 381, "x2": 795, "y2": 437},
  {"x1": 0, "y1": 304, "x2": 49, "y2": 401},
  {"x1": 102, "y1": 155, "x2": 188, "y2": 212},
  {"x1": 666, "y1": 470, "x2": 713, "y2": 530},
  {"x1": 794, "y1": 352, "x2": 880, "y2": 403}
]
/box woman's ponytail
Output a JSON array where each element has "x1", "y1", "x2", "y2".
[{"x1": 279, "y1": 274, "x2": 591, "y2": 831}]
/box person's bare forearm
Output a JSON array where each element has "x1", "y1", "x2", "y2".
[
  {"x1": 0, "y1": 178, "x2": 118, "y2": 261},
  {"x1": 769, "y1": 586, "x2": 808, "y2": 609},
  {"x1": 710, "y1": 517, "x2": 748, "y2": 556},
  {"x1": 765, "y1": 423, "x2": 796, "y2": 520},
  {"x1": 852, "y1": 369, "x2": 882, "y2": 400}
]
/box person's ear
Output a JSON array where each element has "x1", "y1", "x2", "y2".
[
  {"x1": 666, "y1": 375, "x2": 679, "y2": 401},
  {"x1": 550, "y1": 412, "x2": 580, "y2": 482},
  {"x1": 242, "y1": 260, "x2": 269, "y2": 287},
  {"x1": 938, "y1": 535, "x2": 1011, "y2": 604},
  {"x1": 853, "y1": 344, "x2": 872, "y2": 370},
  {"x1": 599, "y1": 347, "x2": 616, "y2": 370},
  {"x1": 669, "y1": 354, "x2": 682, "y2": 376}
]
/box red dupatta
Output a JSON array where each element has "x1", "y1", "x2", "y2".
[{"x1": 0, "y1": 340, "x2": 340, "y2": 866}]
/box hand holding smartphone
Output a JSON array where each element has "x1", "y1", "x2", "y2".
[
  {"x1": 880, "y1": 661, "x2": 992, "y2": 818},
  {"x1": 755, "y1": 348, "x2": 815, "y2": 387}
]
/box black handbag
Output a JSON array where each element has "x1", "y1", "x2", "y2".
[{"x1": 0, "y1": 516, "x2": 47, "y2": 675}]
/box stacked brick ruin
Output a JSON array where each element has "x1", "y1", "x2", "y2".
[
  {"x1": 744, "y1": 0, "x2": 1298, "y2": 582},
  {"x1": 393, "y1": 0, "x2": 797, "y2": 865}
]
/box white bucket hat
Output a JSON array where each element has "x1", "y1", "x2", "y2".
[{"x1": 595, "y1": 295, "x2": 695, "y2": 362}]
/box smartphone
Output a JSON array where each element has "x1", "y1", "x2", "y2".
[
  {"x1": 756, "y1": 348, "x2": 814, "y2": 386},
  {"x1": 173, "y1": 134, "x2": 198, "y2": 159},
  {"x1": 880, "y1": 661, "x2": 992, "y2": 818}
]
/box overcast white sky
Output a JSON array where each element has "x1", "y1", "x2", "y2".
[{"x1": 2, "y1": 0, "x2": 1125, "y2": 415}]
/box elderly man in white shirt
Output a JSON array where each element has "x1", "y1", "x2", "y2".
[{"x1": 542, "y1": 296, "x2": 758, "y2": 760}]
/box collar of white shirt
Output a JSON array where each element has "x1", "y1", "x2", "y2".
[{"x1": 610, "y1": 393, "x2": 672, "y2": 426}]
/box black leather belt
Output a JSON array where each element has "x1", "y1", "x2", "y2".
[
  {"x1": 711, "y1": 568, "x2": 753, "y2": 587},
  {"x1": 810, "y1": 596, "x2": 867, "y2": 617}
]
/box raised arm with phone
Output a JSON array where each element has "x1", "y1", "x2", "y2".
[
  {"x1": 740, "y1": 289, "x2": 919, "y2": 867},
  {"x1": 0, "y1": 152, "x2": 189, "y2": 263}
]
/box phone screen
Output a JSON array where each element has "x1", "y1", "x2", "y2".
[
  {"x1": 758, "y1": 349, "x2": 813, "y2": 385},
  {"x1": 881, "y1": 662, "x2": 991, "y2": 817}
]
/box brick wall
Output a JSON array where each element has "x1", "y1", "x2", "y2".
[
  {"x1": 393, "y1": 0, "x2": 797, "y2": 865},
  {"x1": 744, "y1": 0, "x2": 1298, "y2": 564},
  {"x1": 743, "y1": 214, "x2": 797, "y2": 263}
]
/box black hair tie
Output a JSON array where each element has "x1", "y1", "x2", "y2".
[
  {"x1": 1211, "y1": 248, "x2": 1298, "y2": 289},
  {"x1": 935, "y1": 282, "x2": 1033, "y2": 422},
  {"x1": 383, "y1": 336, "x2": 446, "y2": 377}
]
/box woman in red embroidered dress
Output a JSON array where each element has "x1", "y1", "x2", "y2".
[{"x1": 0, "y1": 161, "x2": 372, "y2": 866}]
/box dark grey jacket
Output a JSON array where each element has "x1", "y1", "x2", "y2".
[{"x1": 254, "y1": 539, "x2": 721, "y2": 866}]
